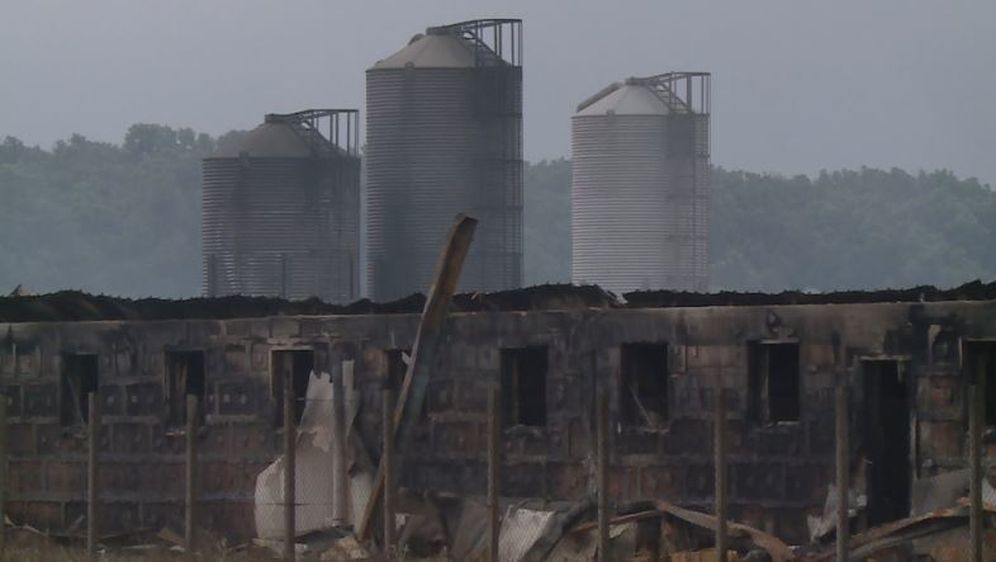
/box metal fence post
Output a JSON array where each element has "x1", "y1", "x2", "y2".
[
  {"x1": 382, "y1": 387, "x2": 396, "y2": 556},
  {"x1": 835, "y1": 383, "x2": 849, "y2": 562},
  {"x1": 714, "y1": 386, "x2": 728, "y2": 561},
  {"x1": 597, "y1": 394, "x2": 610, "y2": 562},
  {"x1": 185, "y1": 394, "x2": 199, "y2": 554},
  {"x1": 284, "y1": 375, "x2": 296, "y2": 562},
  {"x1": 87, "y1": 392, "x2": 100, "y2": 558},
  {"x1": 488, "y1": 386, "x2": 501, "y2": 562}
]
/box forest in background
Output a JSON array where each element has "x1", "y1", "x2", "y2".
[{"x1": 2, "y1": 125, "x2": 995, "y2": 298}]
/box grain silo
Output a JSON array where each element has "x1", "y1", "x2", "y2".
[
  {"x1": 571, "y1": 73, "x2": 711, "y2": 294},
  {"x1": 202, "y1": 110, "x2": 360, "y2": 302},
  {"x1": 366, "y1": 19, "x2": 523, "y2": 301}
]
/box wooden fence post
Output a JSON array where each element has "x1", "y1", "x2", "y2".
[
  {"x1": 332, "y1": 371, "x2": 347, "y2": 526},
  {"x1": 488, "y1": 387, "x2": 501, "y2": 562},
  {"x1": 382, "y1": 388, "x2": 396, "y2": 555},
  {"x1": 185, "y1": 394, "x2": 199, "y2": 554},
  {"x1": 284, "y1": 375, "x2": 296, "y2": 562},
  {"x1": 597, "y1": 394, "x2": 610, "y2": 561},
  {"x1": 970, "y1": 359, "x2": 985, "y2": 562},
  {"x1": 835, "y1": 383, "x2": 849, "y2": 562},
  {"x1": 87, "y1": 392, "x2": 100, "y2": 558},
  {"x1": 714, "y1": 387, "x2": 728, "y2": 561}
]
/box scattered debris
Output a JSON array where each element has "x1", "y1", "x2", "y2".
[{"x1": 807, "y1": 483, "x2": 867, "y2": 542}]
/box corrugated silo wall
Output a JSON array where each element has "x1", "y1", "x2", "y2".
[
  {"x1": 572, "y1": 114, "x2": 673, "y2": 294},
  {"x1": 667, "y1": 113, "x2": 710, "y2": 291},
  {"x1": 572, "y1": 112, "x2": 709, "y2": 294},
  {"x1": 366, "y1": 66, "x2": 523, "y2": 301},
  {"x1": 322, "y1": 155, "x2": 362, "y2": 304},
  {"x1": 202, "y1": 156, "x2": 360, "y2": 302}
]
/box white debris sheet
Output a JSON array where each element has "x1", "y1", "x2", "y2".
[{"x1": 254, "y1": 369, "x2": 372, "y2": 539}]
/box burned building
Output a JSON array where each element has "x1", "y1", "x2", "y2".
[
  {"x1": 202, "y1": 109, "x2": 361, "y2": 303},
  {"x1": 0, "y1": 282, "x2": 994, "y2": 546}
]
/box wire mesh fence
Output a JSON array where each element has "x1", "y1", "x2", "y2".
[{"x1": 0, "y1": 370, "x2": 910, "y2": 561}]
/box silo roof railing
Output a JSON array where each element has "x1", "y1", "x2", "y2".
[
  {"x1": 628, "y1": 72, "x2": 712, "y2": 115},
  {"x1": 426, "y1": 18, "x2": 522, "y2": 67},
  {"x1": 264, "y1": 109, "x2": 360, "y2": 157}
]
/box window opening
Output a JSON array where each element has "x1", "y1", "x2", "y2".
[
  {"x1": 272, "y1": 350, "x2": 314, "y2": 427},
  {"x1": 500, "y1": 346, "x2": 548, "y2": 427},
  {"x1": 620, "y1": 343, "x2": 669, "y2": 427},
  {"x1": 164, "y1": 351, "x2": 206, "y2": 427},
  {"x1": 61, "y1": 353, "x2": 98, "y2": 425},
  {"x1": 747, "y1": 342, "x2": 800, "y2": 423}
]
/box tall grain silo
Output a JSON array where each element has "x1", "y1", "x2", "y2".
[
  {"x1": 202, "y1": 110, "x2": 360, "y2": 302},
  {"x1": 571, "y1": 73, "x2": 711, "y2": 294},
  {"x1": 366, "y1": 19, "x2": 523, "y2": 301}
]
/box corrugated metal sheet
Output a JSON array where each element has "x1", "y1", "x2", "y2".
[
  {"x1": 365, "y1": 31, "x2": 523, "y2": 301},
  {"x1": 571, "y1": 81, "x2": 710, "y2": 295},
  {"x1": 202, "y1": 121, "x2": 360, "y2": 303}
]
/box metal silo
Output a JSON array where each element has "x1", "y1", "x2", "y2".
[
  {"x1": 571, "y1": 73, "x2": 711, "y2": 294},
  {"x1": 366, "y1": 19, "x2": 523, "y2": 301},
  {"x1": 202, "y1": 110, "x2": 360, "y2": 302}
]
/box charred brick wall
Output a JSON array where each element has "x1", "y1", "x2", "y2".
[{"x1": 1, "y1": 299, "x2": 994, "y2": 544}]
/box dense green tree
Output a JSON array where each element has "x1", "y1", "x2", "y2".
[{"x1": 1, "y1": 125, "x2": 993, "y2": 298}]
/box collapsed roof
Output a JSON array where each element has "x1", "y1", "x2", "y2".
[{"x1": 1, "y1": 279, "x2": 995, "y2": 323}]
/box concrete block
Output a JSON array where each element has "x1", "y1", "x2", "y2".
[
  {"x1": 229, "y1": 423, "x2": 272, "y2": 458},
  {"x1": 112, "y1": 422, "x2": 152, "y2": 454},
  {"x1": 754, "y1": 426, "x2": 804, "y2": 457},
  {"x1": 921, "y1": 375, "x2": 962, "y2": 420},
  {"x1": 16, "y1": 347, "x2": 38, "y2": 377},
  {"x1": 616, "y1": 428, "x2": 659, "y2": 456},
  {"x1": 9, "y1": 459, "x2": 43, "y2": 495},
  {"x1": 640, "y1": 464, "x2": 684, "y2": 499},
  {"x1": 433, "y1": 421, "x2": 481, "y2": 456},
  {"x1": 785, "y1": 462, "x2": 829, "y2": 504},
  {"x1": 919, "y1": 420, "x2": 963, "y2": 461},
  {"x1": 125, "y1": 382, "x2": 162, "y2": 417},
  {"x1": 100, "y1": 462, "x2": 143, "y2": 494},
  {"x1": 140, "y1": 500, "x2": 183, "y2": 530},
  {"x1": 684, "y1": 463, "x2": 715, "y2": 500},
  {"x1": 23, "y1": 383, "x2": 57, "y2": 418},
  {"x1": 224, "y1": 344, "x2": 249, "y2": 375},
  {"x1": 217, "y1": 380, "x2": 258, "y2": 416},
  {"x1": 547, "y1": 461, "x2": 589, "y2": 499},
  {"x1": 45, "y1": 461, "x2": 85, "y2": 497},
  {"x1": 733, "y1": 462, "x2": 785, "y2": 501},
  {"x1": 100, "y1": 385, "x2": 125, "y2": 416},
  {"x1": 114, "y1": 348, "x2": 136, "y2": 377},
  {"x1": 15, "y1": 501, "x2": 62, "y2": 532},
  {"x1": 607, "y1": 465, "x2": 640, "y2": 502},
  {"x1": 2, "y1": 384, "x2": 22, "y2": 417},
  {"x1": 269, "y1": 318, "x2": 300, "y2": 339},
  {"x1": 660, "y1": 419, "x2": 710, "y2": 456},
  {"x1": 502, "y1": 462, "x2": 545, "y2": 497},
  {"x1": 426, "y1": 380, "x2": 454, "y2": 414},
  {"x1": 250, "y1": 342, "x2": 270, "y2": 372}
]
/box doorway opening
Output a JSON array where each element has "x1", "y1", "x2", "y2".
[{"x1": 863, "y1": 359, "x2": 911, "y2": 526}]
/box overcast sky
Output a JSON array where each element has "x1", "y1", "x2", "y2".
[{"x1": 2, "y1": 1, "x2": 994, "y2": 184}]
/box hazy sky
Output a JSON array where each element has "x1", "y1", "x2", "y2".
[{"x1": 2, "y1": 1, "x2": 994, "y2": 184}]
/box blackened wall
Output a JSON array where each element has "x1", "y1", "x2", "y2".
[{"x1": 1, "y1": 299, "x2": 994, "y2": 543}]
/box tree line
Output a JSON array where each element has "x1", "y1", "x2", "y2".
[{"x1": 1, "y1": 125, "x2": 993, "y2": 298}]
